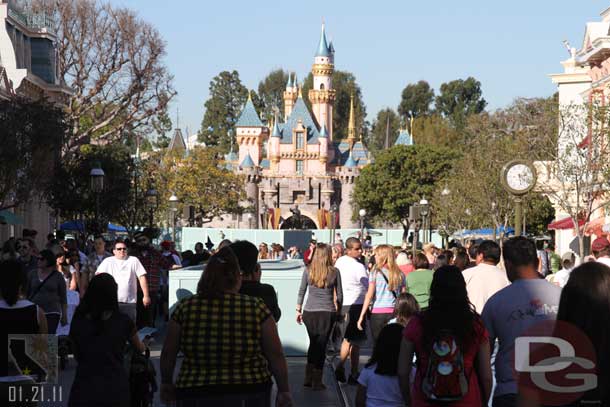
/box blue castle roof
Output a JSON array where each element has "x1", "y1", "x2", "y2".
[
  {"x1": 276, "y1": 97, "x2": 321, "y2": 144},
  {"x1": 319, "y1": 123, "x2": 329, "y2": 138},
  {"x1": 235, "y1": 96, "x2": 263, "y2": 127},
  {"x1": 315, "y1": 24, "x2": 331, "y2": 57},
  {"x1": 394, "y1": 129, "x2": 414, "y2": 146},
  {"x1": 332, "y1": 140, "x2": 372, "y2": 166},
  {"x1": 240, "y1": 153, "x2": 255, "y2": 168},
  {"x1": 344, "y1": 151, "x2": 358, "y2": 168}
]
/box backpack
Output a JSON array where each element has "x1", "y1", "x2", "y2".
[{"x1": 421, "y1": 329, "x2": 469, "y2": 402}]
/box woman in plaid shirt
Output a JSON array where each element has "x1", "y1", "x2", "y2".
[{"x1": 160, "y1": 246, "x2": 293, "y2": 407}]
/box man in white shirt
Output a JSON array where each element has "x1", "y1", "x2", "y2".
[
  {"x1": 462, "y1": 240, "x2": 509, "y2": 314},
  {"x1": 96, "y1": 239, "x2": 150, "y2": 323},
  {"x1": 334, "y1": 237, "x2": 369, "y2": 384},
  {"x1": 591, "y1": 237, "x2": 610, "y2": 267}
]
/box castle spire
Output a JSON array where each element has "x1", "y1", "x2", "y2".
[
  {"x1": 316, "y1": 22, "x2": 331, "y2": 57},
  {"x1": 347, "y1": 93, "x2": 356, "y2": 142},
  {"x1": 286, "y1": 72, "x2": 292, "y2": 89}
]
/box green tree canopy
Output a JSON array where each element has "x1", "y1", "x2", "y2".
[
  {"x1": 0, "y1": 98, "x2": 66, "y2": 211},
  {"x1": 46, "y1": 144, "x2": 136, "y2": 233},
  {"x1": 198, "y1": 70, "x2": 249, "y2": 152},
  {"x1": 368, "y1": 108, "x2": 401, "y2": 153},
  {"x1": 156, "y1": 147, "x2": 246, "y2": 225},
  {"x1": 258, "y1": 69, "x2": 289, "y2": 123},
  {"x1": 398, "y1": 80, "x2": 435, "y2": 119},
  {"x1": 411, "y1": 114, "x2": 460, "y2": 147},
  {"x1": 435, "y1": 77, "x2": 487, "y2": 128},
  {"x1": 302, "y1": 70, "x2": 367, "y2": 139},
  {"x1": 152, "y1": 111, "x2": 173, "y2": 149},
  {"x1": 353, "y1": 145, "x2": 459, "y2": 232}
]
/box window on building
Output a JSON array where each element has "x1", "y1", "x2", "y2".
[
  {"x1": 296, "y1": 131, "x2": 304, "y2": 150},
  {"x1": 296, "y1": 160, "x2": 304, "y2": 174},
  {"x1": 320, "y1": 83, "x2": 325, "y2": 90}
]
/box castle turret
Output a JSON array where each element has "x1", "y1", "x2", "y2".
[
  {"x1": 269, "y1": 113, "x2": 281, "y2": 172},
  {"x1": 283, "y1": 72, "x2": 298, "y2": 119},
  {"x1": 319, "y1": 123, "x2": 329, "y2": 164},
  {"x1": 308, "y1": 23, "x2": 336, "y2": 139},
  {"x1": 235, "y1": 92, "x2": 269, "y2": 166}
]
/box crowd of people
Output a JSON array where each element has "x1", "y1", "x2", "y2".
[{"x1": 2, "y1": 227, "x2": 610, "y2": 406}]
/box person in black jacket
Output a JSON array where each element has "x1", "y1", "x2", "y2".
[{"x1": 230, "y1": 240, "x2": 281, "y2": 322}]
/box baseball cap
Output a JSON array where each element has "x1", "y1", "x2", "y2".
[
  {"x1": 561, "y1": 251, "x2": 575, "y2": 263},
  {"x1": 591, "y1": 237, "x2": 610, "y2": 251},
  {"x1": 396, "y1": 252, "x2": 411, "y2": 266},
  {"x1": 160, "y1": 241, "x2": 172, "y2": 250}
]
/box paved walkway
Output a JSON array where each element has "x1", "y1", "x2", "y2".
[{"x1": 41, "y1": 322, "x2": 342, "y2": 407}]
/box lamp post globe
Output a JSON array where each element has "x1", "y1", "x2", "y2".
[
  {"x1": 359, "y1": 209, "x2": 366, "y2": 218},
  {"x1": 168, "y1": 194, "x2": 179, "y2": 242}
]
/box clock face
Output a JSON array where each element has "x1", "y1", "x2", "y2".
[{"x1": 506, "y1": 163, "x2": 534, "y2": 192}]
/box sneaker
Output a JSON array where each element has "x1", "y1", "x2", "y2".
[
  {"x1": 348, "y1": 372, "x2": 359, "y2": 385},
  {"x1": 334, "y1": 366, "x2": 346, "y2": 383}
]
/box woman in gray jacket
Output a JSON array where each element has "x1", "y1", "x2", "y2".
[
  {"x1": 296, "y1": 243, "x2": 342, "y2": 390},
  {"x1": 28, "y1": 250, "x2": 67, "y2": 334}
]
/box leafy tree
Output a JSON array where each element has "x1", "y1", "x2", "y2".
[
  {"x1": 0, "y1": 98, "x2": 66, "y2": 211},
  {"x1": 368, "y1": 108, "x2": 400, "y2": 153},
  {"x1": 525, "y1": 194, "x2": 555, "y2": 236},
  {"x1": 198, "y1": 70, "x2": 249, "y2": 152},
  {"x1": 302, "y1": 70, "x2": 367, "y2": 139},
  {"x1": 156, "y1": 147, "x2": 246, "y2": 225},
  {"x1": 353, "y1": 145, "x2": 459, "y2": 237},
  {"x1": 46, "y1": 144, "x2": 136, "y2": 234},
  {"x1": 411, "y1": 114, "x2": 461, "y2": 147},
  {"x1": 33, "y1": 0, "x2": 176, "y2": 155},
  {"x1": 258, "y1": 69, "x2": 289, "y2": 122},
  {"x1": 152, "y1": 111, "x2": 173, "y2": 149},
  {"x1": 398, "y1": 80, "x2": 435, "y2": 119},
  {"x1": 435, "y1": 77, "x2": 487, "y2": 128}
]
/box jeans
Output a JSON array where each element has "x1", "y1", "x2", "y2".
[
  {"x1": 176, "y1": 388, "x2": 271, "y2": 407},
  {"x1": 45, "y1": 313, "x2": 60, "y2": 335},
  {"x1": 118, "y1": 303, "x2": 136, "y2": 324},
  {"x1": 369, "y1": 313, "x2": 393, "y2": 343},
  {"x1": 302, "y1": 311, "x2": 335, "y2": 369}
]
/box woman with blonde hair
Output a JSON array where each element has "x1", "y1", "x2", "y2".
[
  {"x1": 357, "y1": 244, "x2": 406, "y2": 342},
  {"x1": 296, "y1": 243, "x2": 343, "y2": 390},
  {"x1": 258, "y1": 243, "x2": 270, "y2": 260}
]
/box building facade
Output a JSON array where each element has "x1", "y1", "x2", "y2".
[
  {"x1": 0, "y1": 0, "x2": 71, "y2": 247},
  {"x1": 547, "y1": 6, "x2": 610, "y2": 255},
  {"x1": 228, "y1": 24, "x2": 373, "y2": 229}
]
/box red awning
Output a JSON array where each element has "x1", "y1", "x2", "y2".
[{"x1": 547, "y1": 216, "x2": 586, "y2": 230}]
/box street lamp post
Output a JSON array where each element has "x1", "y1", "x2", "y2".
[
  {"x1": 409, "y1": 204, "x2": 421, "y2": 258},
  {"x1": 330, "y1": 203, "x2": 338, "y2": 245},
  {"x1": 145, "y1": 188, "x2": 158, "y2": 229},
  {"x1": 169, "y1": 194, "x2": 179, "y2": 242},
  {"x1": 90, "y1": 163, "x2": 105, "y2": 235},
  {"x1": 359, "y1": 209, "x2": 366, "y2": 242},
  {"x1": 419, "y1": 197, "x2": 430, "y2": 244},
  {"x1": 441, "y1": 188, "x2": 450, "y2": 248},
  {"x1": 261, "y1": 203, "x2": 268, "y2": 229}
]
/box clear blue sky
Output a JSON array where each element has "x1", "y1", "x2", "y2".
[{"x1": 109, "y1": 0, "x2": 607, "y2": 136}]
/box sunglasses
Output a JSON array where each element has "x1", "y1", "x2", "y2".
[{"x1": 115, "y1": 247, "x2": 128, "y2": 251}]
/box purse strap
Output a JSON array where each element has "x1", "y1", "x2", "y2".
[
  {"x1": 29, "y1": 271, "x2": 55, "y2": 300},
  {"x1": 378, "y1": 269, "x2": 398, "y2": 299}
]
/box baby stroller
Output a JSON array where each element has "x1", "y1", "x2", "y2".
[{"x1": 126, "y1": 334, "x2": 158, "y2": 407}]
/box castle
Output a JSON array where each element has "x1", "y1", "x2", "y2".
[{"x1": 228, "y1": 24, "x2": 374, "y2": 229}]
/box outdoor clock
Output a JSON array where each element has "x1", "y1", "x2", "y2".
[{"x1": 501, "y1": 160, "x2": 537, "y2": 196}]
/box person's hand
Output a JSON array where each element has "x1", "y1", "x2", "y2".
[
  {"x1": 143, "y1": 295, "x2": 151, "y2": 307},
  {"x1": 276, "y1": 391, "x2": 293, "y2": 407},
  {"x1": 160, "y1": 383, "x2": 175, "y2": 405},
  {"x1": 296, "y1": 311, "x2": 303, "y2": 325},
  {"x1": 357, "y1": 317, "x2": 364, "y2": 331}
]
